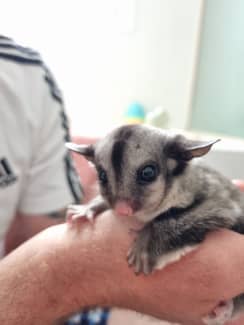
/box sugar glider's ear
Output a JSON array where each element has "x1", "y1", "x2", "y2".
[
  {"x1": 66, "y1": 142, "x2": 95, "y2": 162},
  {"x1": 165, "y1": 136, "x2": 220, "y2": 161}
]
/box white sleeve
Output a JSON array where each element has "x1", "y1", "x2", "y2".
[{"x1": 18, "y1": 68, "x2": 83, "y2": 215}]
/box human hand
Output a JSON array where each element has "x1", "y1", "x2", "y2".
[
  {"x1": 62, "y1": 172, "x2": 244, "y2": 324},
  {"x1": 132, "y1": 180, "x2": 244, "y2": 324},
  {"x1": 3, "y1": 190, "x2": 244, "y2": 325},
  {"x1": 122, "y1": 228, "x2": 244, "y2": 325},
  {"x1": 100, "y1": 180, "x2": 244, "y2": 324},
  {"x1": 56, "y1": 209, "x2": 244, "y2": 325}
]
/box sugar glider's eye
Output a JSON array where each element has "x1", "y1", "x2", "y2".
[
  {"x1": 137, "y1": 164, "x2": 158, "y2": 184},
  {"x1": 98, "y1": 168, "x2": 108, "y2": 185}
]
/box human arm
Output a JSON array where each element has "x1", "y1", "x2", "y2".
[
  {"x1": 4, "y1": 209, "x2": 67, "y2": 254},
  {"x1": 4, "y1": 136, "x2": 98, "y2": 254},
  {"x1": 1, "y1": 210, "x2": 244, "y2": 325}
]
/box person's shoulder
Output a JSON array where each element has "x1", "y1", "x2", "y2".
[
  {"x1": 0, "y1": 36, "x2": 63, "y2": 104},
  {"x1": 0, "y1": 35, "x2": 47, "y2": 86},
  {"x1": 0, "y1": 35, "x2": 43, "y2": 66}
]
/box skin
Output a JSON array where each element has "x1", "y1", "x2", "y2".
[
  {"x1": 1, "y1": 212, "x2": 244, "y2": 325},
  {"x1": 4, "y1": 211, "x2": 67, "y2": 254}
]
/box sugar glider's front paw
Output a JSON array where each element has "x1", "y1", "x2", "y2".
[
  {"x1": 202, "y1": 300, "x2": 233, "y2": 325},
  {"x1": 66, "y1": 204, "x2": 96, "y2": 225},
  {"x1": 127, "y1": 244, "x2": 155, "y2": 275},
  {"x1": 127, "y1": 231, "x2": 155, "y2": 275}
]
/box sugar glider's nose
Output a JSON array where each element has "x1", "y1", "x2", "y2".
[{"x1": 114, "y1": 201, "x2": 134, "y2": 216}]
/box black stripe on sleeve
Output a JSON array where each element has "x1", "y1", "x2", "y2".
[
  {"x1": 0, "y1": 36, "x2": 43, "y2": 66},
  {"x1": 42, "y1": 66, "x2": 83, "y2": 203},
  {"x1": 0, "y1": 36, "x2": 41, "y2": 59},
  {"x1": 0, "y1": 36, "x2": 83, "y2": 203},
  {"x1": 64, "y1": 154, "x2": 83, "y2": 203},
  {"x1": 0, "y1": 52, "x2": 42, "y2": 65},
  {"x1": 0, "y1": 35, "x2": 11, "y2": 40}
]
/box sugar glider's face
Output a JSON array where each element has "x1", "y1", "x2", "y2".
[
  {"x1": 94, "y1": 125, "x2": 170, "y2": 222},
  {"x1": 67, "y1": 124, "x2": 218, "y2": 223}
]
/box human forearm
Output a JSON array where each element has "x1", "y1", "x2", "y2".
[
  {"x1": 1, "y1": 212, "x2": 244, "y2": 325},
  {"x1": 0, "y1": 212, "x2": 132, "y2": 325},
  {"x1": 0, "y1": 224, "x2": 80, "y2": 324},
  {"x1": 4, "y1": 210, "x2": 67, "y2": 255}
]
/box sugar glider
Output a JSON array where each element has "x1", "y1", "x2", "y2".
[{"x1": 66, "y1": 124, "x2": 244, "y2": 325}]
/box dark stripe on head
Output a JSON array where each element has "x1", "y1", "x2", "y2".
[
  {"x1": 114, "y1": 125, "x2": 134, "y2": 140},
  {"x1": 111, "y1": 140, "x2": 126, "y2": 181},
  {"x1": 111, "y1": 125, "x2": 133, "y2": 181}
]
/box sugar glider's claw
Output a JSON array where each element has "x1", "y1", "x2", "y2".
[
  {"x1": 66, "y1": 204, "x2": 94, "y2": 226},
  {"x1": 127, "y1": 244, "x2": 154, "y2": 275}
]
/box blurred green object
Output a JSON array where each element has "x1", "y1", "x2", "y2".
[{"x1": 145, "y1": 106, "x2": 169, "y2": 128}]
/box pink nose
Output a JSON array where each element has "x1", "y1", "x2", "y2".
[{"x1": 114, "y1": 201, "x2": 134, "y2": 216}]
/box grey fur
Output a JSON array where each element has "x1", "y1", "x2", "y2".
[{"x1": 67, "y1": 124, "x2": 244, "y2": 324}]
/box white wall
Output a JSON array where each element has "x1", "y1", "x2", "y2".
[{"x1": 1, "y1": 0, "x2": 202, "y2": 136}]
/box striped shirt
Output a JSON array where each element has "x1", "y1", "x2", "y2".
[{"x1": 0, "y1": 36, "x2": 82, "y2": 253}]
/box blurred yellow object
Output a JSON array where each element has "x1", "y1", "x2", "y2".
[{"x1": 125, "y1": 117, "x2": 144, "y2": 124}]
